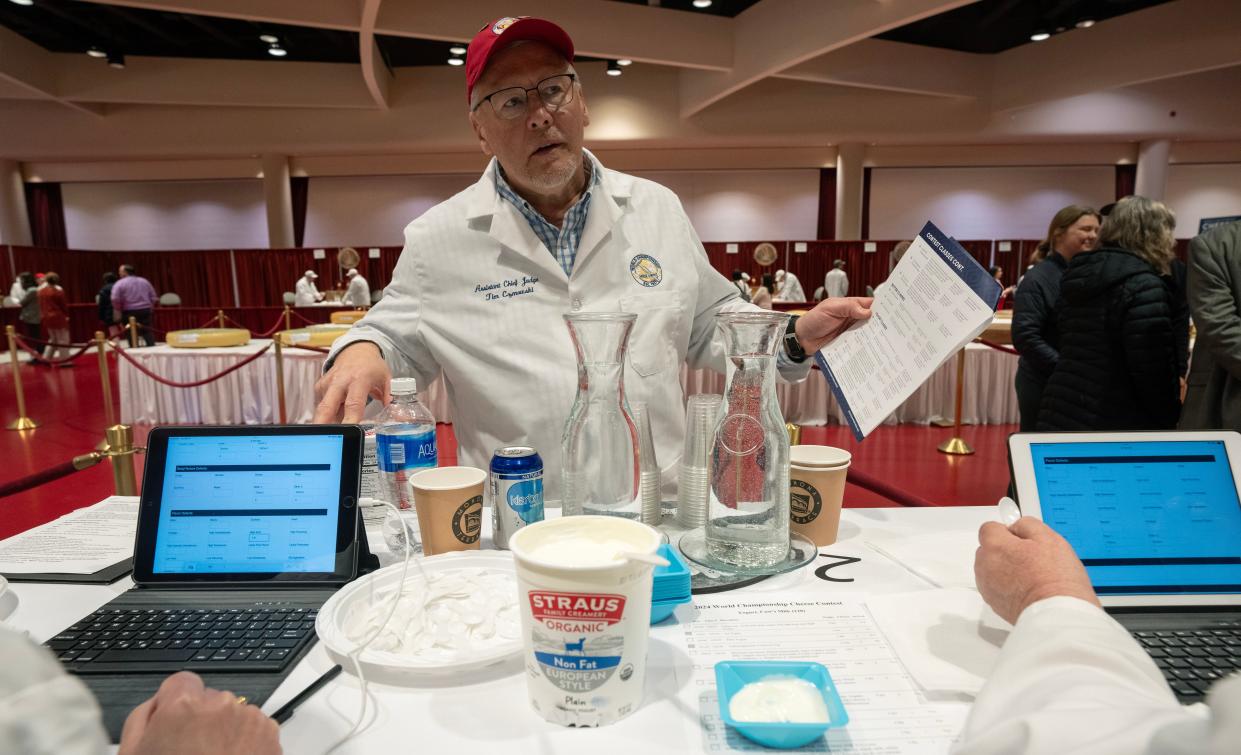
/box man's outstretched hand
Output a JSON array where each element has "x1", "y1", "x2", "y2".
[{"x1": 794, "y1": 297, "x2": 874, "y2": 354}]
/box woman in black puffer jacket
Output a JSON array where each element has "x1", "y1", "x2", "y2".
[{"x1": 1038, "y1": 196, "x2": 1181, "y2": 431}]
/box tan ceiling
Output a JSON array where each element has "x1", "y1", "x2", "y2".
[{"x1": 1, "y1": 0, "x2": 1239, "y2": 170}]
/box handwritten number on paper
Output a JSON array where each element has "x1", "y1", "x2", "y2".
[{"x1": 814, "y1": 553, "x2": 860, "y2": 582}]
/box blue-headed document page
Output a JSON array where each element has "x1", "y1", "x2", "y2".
[{"x1": 815, "y1": 221, "x2": 1001, "y2": 440}]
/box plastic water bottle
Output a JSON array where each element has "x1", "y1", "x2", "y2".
[{"x1": 376, "y1": 377, "x2": 437, "y2": 554}]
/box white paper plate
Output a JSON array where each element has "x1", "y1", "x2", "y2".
[{"x1": 316, "y1": 550, "x2": 520, "y2": 676}]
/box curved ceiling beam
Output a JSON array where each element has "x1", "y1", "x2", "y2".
[
  {"x1": 679, "y1": 0, "x2": 979, "y2": 119},
  {"x1": 359, "y1": 0, "x2": 389, "y2": 110}
]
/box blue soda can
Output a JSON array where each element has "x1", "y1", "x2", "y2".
[{"x1": 490, "y1": 446, "x2": 544, "y2": 550}]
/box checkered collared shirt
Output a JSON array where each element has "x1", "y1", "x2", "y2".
[{"x1": 494, "y1": 156, "x2": 599, "y2": 277}]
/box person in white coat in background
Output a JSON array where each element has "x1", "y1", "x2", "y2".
[
  {"x1": 955, "y1": 516, "x2": 1240, "y2": 755},
  {"x1": 312, "y1": 15, "x2": 872, "y2": 501},
  {"x1": 824, "y1": 258, "x2": 849, "y2": 299},
  {"x1": 773, "y1": 269, "x2": 806, "y2": 303},
  {"x1": 293, "y1": 270, "x2": 322, "y2": 306},
  {"x1": 342, "y1": 268, "x2": 371, "y2": 307}
]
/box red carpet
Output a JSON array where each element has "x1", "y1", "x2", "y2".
[{"x1": 0, "y1": 355, "x2": 1013, "y2": 541}]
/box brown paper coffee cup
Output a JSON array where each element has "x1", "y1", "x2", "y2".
[
  {"x1": 409, "y1": 466, "x2": 485, "y2": 556},
  {"x1": 788, "y1": 446, "x2": 851, "y2": 547}
]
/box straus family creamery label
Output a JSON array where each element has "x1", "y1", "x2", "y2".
[{"x1": 529, "y1": 591, "x2": 627, "y2": 693}]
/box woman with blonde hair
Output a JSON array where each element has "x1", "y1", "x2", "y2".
[
  {"x1": 1011, "y1": 204, "x2": 1102, "y2": 430},
  {"x1": 1037, "y1": 196, "x2": 1181, "y2": 430}
]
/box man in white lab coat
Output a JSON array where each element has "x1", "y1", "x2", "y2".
[
  {"x1": 342, "y1": 268, "x2": 370, "y2": 307},
  {"x1": 773, "y1": 269, "x2": 806, "y2": 303},
  {"x1": 824, "y1": 259, "x2": 848, "y2": 299},
  {"x1": 294, "y1": 270, "x2": 322, "y2": 306},
  {"x1": 313, "y1": 17, "x2": 872, "y2": 501},
  {"x1": 956, "y1": 517, "x2": 1239, "y2": 754}
]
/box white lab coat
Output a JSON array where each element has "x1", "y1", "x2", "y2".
[
  {"x1": 774, "y1": 272, "x2": 807, "y2": 303},
  {"x1": 294, "y1": 277, "x2": 320, "y2": 307},
  {"x1": 954, "y1": 596, "x2": 1240, "y2": 755},
  {"x1": 824, "y1": 267, "x2": 848, "y2": 299},
  {"x1": 343, "y1": 275, "x2": 371, "y2": 307},
  {"x1": 0, "y1": 627, "x2": 108, "y2": 755},
  {"x1": 328, "y1": 151, "x2": 810, "y2": 503}
]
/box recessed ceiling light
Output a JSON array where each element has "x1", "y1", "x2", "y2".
[
  {"x1": 9, "y1": 0, "x2": 35, "y2": 6},
  {"x1": 692, "y1": 0, "x2": 712, "y2": 7},
  {"x1": 259, "y1": 34, "x2": 279, "y2": 44},
  {"x1": 267, "y1": 44, "x2": 287, "y2": 57},
  {"x1": 447, "y1": 57, "x2": 464, "y2": 66},
  {"x1": 449, "y1": 45, "x2": 466, "y2": 55},
  {"x1": 1030, "y1": 31, "x2": 1051, "y2": 42},
  {"x1": 86, "y1": 47, "x2": 106, "y2": 58},
  {"x1": 1075, "y1": 19, "x2": 1095, "y2": 29},
  {"x1": 617, "y1": 59, "x2": 632, "y2": 66},
  {"x1": 107, "y1": 52, "x2": 125, "y2": 69},
  {"x1": 606, "y1": 60, "x2": 622, "y2": 77}
]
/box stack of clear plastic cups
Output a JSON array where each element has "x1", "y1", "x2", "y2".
[
  {"x1": 632, "y1": 402, "x2": 662, "y2": 525},
  {"x1": 677, "y1": 394, "x2": 723, "y2": 528}
]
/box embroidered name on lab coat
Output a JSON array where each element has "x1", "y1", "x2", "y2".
[{"x1": 474, "y1": 275, "x2": 540, "y2": 302}]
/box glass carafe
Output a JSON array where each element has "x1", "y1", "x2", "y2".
[
  {"x1": 561, "y1": 312, "x2": 640, "y2": 518},
  {"x1": 707, "y1": 311, "x2": 792, "y2": 568}
]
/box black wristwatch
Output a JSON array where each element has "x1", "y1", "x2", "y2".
[{"x1": 783, "y1": 315, "x2": 807, "y2": 363}]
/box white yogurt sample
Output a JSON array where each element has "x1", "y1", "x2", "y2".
[
  {"x1": 728, "y1": 676, "x2": 830, "y2": 724},
  {"x1": 526, "y1": 535, "x2": 636, "y2": 567}
]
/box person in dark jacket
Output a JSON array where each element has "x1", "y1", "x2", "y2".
[
  {"x1": 1038, "y1": 196, "x2": 1181, "y2": 431},
  {"x1": 1179, "y1": 221, "x2": 1241, "y2": 430},
  {"x1": 1011, "y1": 205, "x2": 1101, "y2": 431},
  {"x1": 97, "y1": 271, "x2": 117, "y2": 330}
]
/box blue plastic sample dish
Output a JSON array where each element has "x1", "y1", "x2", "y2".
[
  {"x1": 714, "y1": 661, "x2": 849, "y2": 749},
  {"x1": 650, "y1": 594, "x2": 691, "y2": 624},
  {"x1": 652, "y1": 542, "x2": 691, "y2": 601}
]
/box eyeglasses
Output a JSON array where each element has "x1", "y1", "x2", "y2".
[{"x1": 472, "y1": 73, "x2": 577, "y2": 120}]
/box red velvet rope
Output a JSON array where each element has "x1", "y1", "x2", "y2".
[
  {"x1": 0, "y1": 458, "x2": 83, "y2": 498},
  {"x1": 975, "y1": 338, "x2": 1020, "y2": 356},
  {"x1": 289, "y1": 309, "x2": 319, "y2": 327},
  {"x1": 254, "y1": 314, "x2": 287, "y2": 338},
  {"x1": 110, "y1": 340, "x2": 273, "y2": 388},
  {"x1": 847, "y1": 467, "x2": 937, "y2": 507},
  {"x1": 13, "y1": 335, "x2": 95, "y2": 364}
]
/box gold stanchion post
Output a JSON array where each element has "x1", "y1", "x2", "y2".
[
  {"x1": 5, "y1": 325, "x2": 38, "y2": 430},
  {"x1": 217, "y1": 309, "x2": 226, "y2": 328},
  {"x1": 283, "y1": 305, "x2": 292, "y2": 332},
  {"x1": 128, "y1": 316, "x2": 138, "y2": 348},
  {"x1": 95, "y1": 331, "x2": 116, "y2": 428},
  {"x1": 274, "y1": 337, "x2": 288, "y2": 424},
  {"x1": 937, "y1": 348, "x2": 974, "y2": 455},
  {"x1": 785, "y1": 422, "x2": 801, "y2": 447},
  {"x1": 105, "y1": 423, "x2": 139, "y2": 496}
]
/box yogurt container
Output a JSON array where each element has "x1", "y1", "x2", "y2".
[{"x1": 509, "y1": 516, "x2": 662, "y2": 727}]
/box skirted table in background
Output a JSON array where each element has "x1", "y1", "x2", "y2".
[{"x1": 118, "y1": 341, "x2": 1015, "y2": 427}]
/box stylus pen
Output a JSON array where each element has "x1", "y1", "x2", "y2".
[{"x1": 271, "y1": 664, "x2": 343, "y2": 725}]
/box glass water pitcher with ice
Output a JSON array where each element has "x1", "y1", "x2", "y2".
[{"x1": 706, "y1": 311, "x2": 792, "y2": 568}]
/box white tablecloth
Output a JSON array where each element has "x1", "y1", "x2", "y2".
[
  {"x1": 117, "y1": 340, "x2": 451, "y2": 425},
  {"x1": 4, "y1": 502, "x2": 997, "y2": 755},
  {"x1": 119, "y1": 341, "x2": 1017, "y2": 427}
]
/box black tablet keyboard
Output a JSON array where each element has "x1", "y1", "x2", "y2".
[
  {"x1": 47, "y1": 606, "x2": 319, "y2": 674},
  {"x1": 1134, "y1": 629, "x2": 1241, "y2": 700}
]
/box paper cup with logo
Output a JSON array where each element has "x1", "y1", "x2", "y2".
[
  {"x1": 508, "y1": 516, "x2": 661, "y2": 727},
  {"x1": 408, "y1": 466, "x2": 484, "y2": 555},
  {"x1": 788, "y1": 446, "x2": 851, "y2": 547}
]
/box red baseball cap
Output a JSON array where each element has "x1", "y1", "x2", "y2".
[{"x1": 466, "y1": 16, "x2": 575, "y2": 105}]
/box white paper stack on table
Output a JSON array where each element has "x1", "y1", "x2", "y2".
[
  {"x1": 0, "y1": 496, "x2": 138, "y2": 578},
  {"x1": 815, "y1": 220, "x2": 1002, "y2": 440}
]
